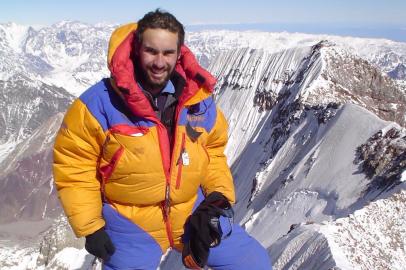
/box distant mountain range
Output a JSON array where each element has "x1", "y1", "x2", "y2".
[
  {"x1": 1, "y1": 21, "x2": 405, "y2": 96},
  {"x1": 0, "y1": 21, "x2": 405, "y2": 270}
]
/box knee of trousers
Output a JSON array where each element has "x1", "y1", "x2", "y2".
[{"x1": 207, "y1": 224, "x2": 272, "y2": 270}]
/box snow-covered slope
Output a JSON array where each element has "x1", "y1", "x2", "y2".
[
  {"x1": 208, "y1": 41, "x2": 405, "y2": 270},
  {"x1": 0, "y1": 113, "x2": 64, "y2": 224},
  {"x1": 212, "y1": 41, "x2": 405, "y2": 167},
  {"x1": 270, "y1": 187, "x2": 406, "y2": 270},
  {"x1": 240, "y1": 104, "x2": 398, "y2": 243},
  {"x1": 0, "y1": 75, "x2": 73, "y2": 224},
  {"x1": 0, "y1": 74, "x2": 73, "y2": 145}
]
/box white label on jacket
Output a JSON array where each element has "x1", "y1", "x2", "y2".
[
  {"x1": 182, "y1": 151, "x2": 190, "y2": 166},
  {"x1": 131, "y1": 133, "x2": 144, "y2": 137}
]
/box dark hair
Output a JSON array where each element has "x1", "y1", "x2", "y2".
[{"x1": 136, "y1": 9, "x2": 185, "y2": 50}]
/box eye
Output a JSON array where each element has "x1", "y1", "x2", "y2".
[
  {"x1": 164, "y1": 50, "x2": 177, "y2": 56},
  {"x1": 144, "y1": 47, "x2": 158, "y2": 55}
]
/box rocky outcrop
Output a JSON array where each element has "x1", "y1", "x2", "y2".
[
  {"x1": 355, "y1": 126, "x2": 406, "y2": 192},
  {"x1": 319, "y1": 47, "x2": 406, "y2": 127},
  {"x1": 388, "y1": 63, "x2": 406, "y2": 80}
]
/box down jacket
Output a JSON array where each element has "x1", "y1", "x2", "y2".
[{"x1": 53, "y1": 23, "x2": 235, "y2": 252}]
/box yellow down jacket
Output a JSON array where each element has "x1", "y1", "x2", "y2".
[{"x1": 53, "y1": 23, "x2": 235, "y2": 252}]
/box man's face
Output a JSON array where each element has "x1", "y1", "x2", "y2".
[{"x1": 136, "y1": 28, "x2": 179, "y2": 94}]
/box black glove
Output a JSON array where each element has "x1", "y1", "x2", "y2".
[
  {"x1": 85, "y1": 228, "x2": 115, "y2": 261},
  {"x1": 182, "y1": 192, "x2": 234, "y2": 269}
]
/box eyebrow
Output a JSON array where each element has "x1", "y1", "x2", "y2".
[{"x1": 143, "y1": 46, "x2": 177, "y2": 54}]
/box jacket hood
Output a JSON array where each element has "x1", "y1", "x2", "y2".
[{"x1": 107, "y1": 23, "x2": 216, "y2": 120}]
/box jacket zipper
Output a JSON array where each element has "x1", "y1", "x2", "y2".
[
  {"x1": 157, "y1": 121, "x2": 174, "y2": 248},
  {"x1": 162, "y1": 102, "x2": 189, "y2": 247},
  {"x1": 161, "y1": 196, "x2": 174, "y2": 247},
  {"x1": 161, "y1": 102, "x2": 185, "y2": 248},
  {"x1": 176, "y1": 133, "x2": 186, "y2": 189}
]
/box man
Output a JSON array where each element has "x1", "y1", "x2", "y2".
[{"x1": 53, "y1": 9, "x2": 271, "y2": 270}]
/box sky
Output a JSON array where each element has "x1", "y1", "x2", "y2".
[{"x1": 1, "y1": 0, "x2": 406, "y2": 41}]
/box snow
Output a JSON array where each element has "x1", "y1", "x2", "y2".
[
  {"x1": 269, "y1": 190, "x2": 406, "y2": 270},
  {"x1": 316, "y1": 225, "x2": 355, "y2": 270},
  {"x1": 0, "y1": 244, "x2": 40, "y2": 270},
  {"x1": 213, "y1": 44, "x2": 324, "y2": 164},
  {"x1": 0, "y1": 23, "x2": 29, "y2": 53},
  {"x1": 401, "y1": 170, "x2": 406, "y2": 182},
  {"x1": 319, "y1": 190, "x2": 406, "y2": 270},
  {"x1": 47, "y1": 248, "x2": 94, "y2": 269},
  {"x1": 0, "y1": 139, "x2": 19, "y2": 163},
  {"x1": 0, "y1": 246, "x2": 98, "y2": 270},
  {"x1": 188, "y1": 30, "x2": 406, "y2": 65},
  {"x1": 222, "y1": 97, "x2": 397, "y2": 267},
  {"x1": 244, "y1": 189, "x2": 330, "y2": 247}
]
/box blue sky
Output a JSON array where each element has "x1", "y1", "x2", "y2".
[{"x1": 1, "y1": 0, "x2": 406, "y2": 41}]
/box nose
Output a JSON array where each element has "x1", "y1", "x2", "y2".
[{"x1": 153, "y1": 54, "x2": 165, "y2": 69}]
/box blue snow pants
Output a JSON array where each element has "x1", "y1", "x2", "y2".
[{"x1": 102, "y1": 192, "x2": 271, "y2": 270}]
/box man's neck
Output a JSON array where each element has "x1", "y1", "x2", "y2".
[
  {"x1": 138, "y1": 79, "x2": 175, "y2": 98},
  {"x1": 139, "y1": 82, "x2": 163, "y2": 97}
]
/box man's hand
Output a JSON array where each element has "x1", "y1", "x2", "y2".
[
  {"x1": 85, "y1": 228, "x2": 115, "y2": 261},
  {"x1": 182, "y1": 192, "x2": 234, "y2": 269}
]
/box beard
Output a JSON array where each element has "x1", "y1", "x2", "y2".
[{"x1": 135, "y1": 61, "x2": 175, "y2": 95}]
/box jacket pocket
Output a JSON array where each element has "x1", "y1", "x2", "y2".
[
  {"x1": 109, "y1": 124, "x2": 149, "y2": 137},
  {"x1": 99, "y1": 146, "x2": 124, "y2": 182}
]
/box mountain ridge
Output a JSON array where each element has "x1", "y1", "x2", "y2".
[{"x1": 1, "y1": 21, "x2": 406, "y2": 96}]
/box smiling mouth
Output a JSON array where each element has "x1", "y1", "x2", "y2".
[{"x1": 150, "y1": 70, "x2": 167, "y2": 80}]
